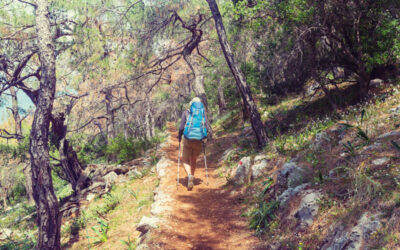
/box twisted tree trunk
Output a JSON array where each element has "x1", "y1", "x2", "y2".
[
  {"x1": 30, "y1": 0, "x2": 61, "y2": 248},
  {"x1": 206, "y1": 0, "x2": 268, "y2": 147},
  {"x1": 10, "y1": 87, "x2": 22, "y2": 141}
]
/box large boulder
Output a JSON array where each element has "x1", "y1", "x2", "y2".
[
  {"x1": 276, "y1": 161, "x2": 310, "y2": 189},
  {"x1": 277, "y1": 183, "x2": 310, "y2": 207},
  {"x1": 294, "y1": 190, "x2": 322, "y2": 229},
  {"x1": 104, "y1": 171, "x2": 118, "y2": 192},
  {"x1": 321, "y1": 213, "x2": 382, "y2": 250},
  {"x1": 136, "y1": 216, "x2": 160, "y2": 235},
  {"x1": 311, "y1": 131, "x2": 331, "y2": 152},
  {"x1": 230, "y1": 157, "x2": 252, "y2": 185}
]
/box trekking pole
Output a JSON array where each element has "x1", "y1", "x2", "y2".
[
  {"x1": 177, "y1": 140, "x2": 181, "y2": 189},
  {"x1": 203, "y1": 141, "x2": 209, "y2": 186}
]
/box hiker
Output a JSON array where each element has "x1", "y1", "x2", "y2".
[{"x1": 178, "y1": 97, "x2": 210, "y2": 190}]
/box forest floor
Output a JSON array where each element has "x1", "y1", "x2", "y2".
[{"x1": 146, "y1": 123, "x2": 262, "y2": 249}]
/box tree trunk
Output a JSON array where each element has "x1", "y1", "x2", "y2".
[
  {"x1": 105, "y1": 89, "x2": 115, "y2": 140},
  {"x1": 31, "y1": 0, "x2": 61, "y2": 249},
  {"x1": 10, "y1": 86, "x2": 22, "y2": 141},
  {"x1": 217, "y1": 78, "x2": 226, "y2": 115},
  {"x1": 187, "y1": 56, "x2": 209, "y2": 112},
  {"x1": 206, "y1": 0, "x2": 268, "y2": 147},
  {"x1": 51, "y1": 113, "x2": 86, "y2": 191},
  {"x1": 23, "y1": 164, "x2": 34, "y2": 204},
  {"x1": 145, "y1": 98, "x2": 152, "y2": 139}
]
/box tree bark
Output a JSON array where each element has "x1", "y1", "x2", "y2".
[
  {"x1": 145, "y1": 98, "x2": 152, "y2": 139},
  {"x1": 31, "y1": 0, "x2": 61, "y2": 248},
  {"x1": 104, "y1": 89, "x2": 115, "y2": 140},
  {"x1": 217, "y1": 83, "x2": 226, "y2": 115},
  {"x1": 10, "y1": 87, "x2": 22, "y2": 141},
  {"x1": 51, "y1": 113, "x2": 86, "y2": 191},
  {"x1": 206, "y1": 0, "x2": 268, "y2": 147},
  {"x1": 187, "y1": 56, "x2": 209, "y2": 112},
  {"x1": 23, "y1": 164, "x2": 34, "y2": 204}
]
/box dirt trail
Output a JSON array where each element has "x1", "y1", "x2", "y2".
[{"x1": 149, "y1": 123, "x2": 261, "y2": 249}]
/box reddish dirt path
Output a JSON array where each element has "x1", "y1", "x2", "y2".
[{"x1": 149, "y1": 124, "x2": 261, "y2": 249}]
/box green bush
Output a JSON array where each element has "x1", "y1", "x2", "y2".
[{"x1": 77, "y1": 133, "x2": 164, "y2": 165}]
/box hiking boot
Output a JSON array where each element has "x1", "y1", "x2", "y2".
[{"x1": 187, "y1": 174, "x2": 194, "y2": 191}]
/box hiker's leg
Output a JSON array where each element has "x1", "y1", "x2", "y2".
[
  {"x1": 190, "y1": 141, "x2": 203, "y2": 176},
  {"x1": 182, "y1": 139, "x2": 192, "y2": 175}
]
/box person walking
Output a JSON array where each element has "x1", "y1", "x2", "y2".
[{"x1": 178, "y1": 97, "x2": 210, "y2": 190}]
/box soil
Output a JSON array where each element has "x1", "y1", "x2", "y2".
[{"x1": 148, "y1": 123, "x2": 262, "y2": 249}]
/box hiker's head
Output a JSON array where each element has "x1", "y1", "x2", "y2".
[{"x1": 189, "y1": 97, "x2": 201, "y2": 107}]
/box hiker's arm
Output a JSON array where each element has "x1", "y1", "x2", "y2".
[{"x1": 178, "y1": 111, "x2": 187, "y2": 142}]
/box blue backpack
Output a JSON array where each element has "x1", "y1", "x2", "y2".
[{"x1": 183, "y1": 101, "x2": 207, "y2": 140}]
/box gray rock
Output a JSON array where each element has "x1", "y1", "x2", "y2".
[
  {"x1": 156, "y1": 158, "x2": 171, "y2": 178},
  {"x1": 322, "y1": 213, "x2": 382, "y2": 250},
  {"x1": 104, "y1": 171, "x2": 118, "y2": 192},
  {"x1": 128, "y1": 169, "x2": 142, "y2": 178},
  {"x1": 390, "y1": 105, "x2": 400, "y2": 114},
  {"x1": 86, "y1": 193, "x2": 97, "y2": 201},
  {"x1": 294, "y1": 190, "x2": 322, "y2": 228},
  {"x1": 369, "y1": 78, "x2": 384, "y2": 88},
  {"x1": 0, "y1": 228, "x2": 12, "y2": 240},
  {"x1": 251, "y1": 160, "x2": 270, "y2": 179},
  {"x1": 277, "y1": 162, "x2": 310, "y2": 189},
  {"x1": 230, "y1": 157, "x2": 252, "y2": 185},
  {"x1": 305, "y1": 81, "x2": 320, "y2": 95},
  {"x1": 254, "y1": 154, "x2": 267, "y2": 163},
  {"x1": 151, "y1": 188, "x2": 173, "y2": 216},
  {"x1": 277, "y1": 183, "x2": 310, "y2": 207},
  {"x1": 136, "y1": 216, "x2": 160, "y2": 235},
  {"x1": 364, "y1": 142, "x2": 383, "y2": 152},
  {"x1": 372, "y1": 157, "x2": 390, "y2": 166},
  {"x1": 311, "y1": 131, "x2": 331, "y2": 152},
  {"x1": 377, "y1": 131, "x2": 400, "y2": 141}
]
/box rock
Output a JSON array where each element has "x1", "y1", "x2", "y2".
[
  {"x1": 254, "y1": 154, "x2": 267, "y2": 163},
  {"x1": 277, "y1": 162, "x2": 310, "y2": 189},
  {"x1": 251, "y1": 160, "x2": 270, "y2": 179},
  {"x1": 372, "y1": 157, "x2": 390, "y2": 166},
  {"x1": 104, "y1": 171, "x2": 118, "y2": 192},
  {"x1": 364, "y1": 142, "x2": 383, "y2": 152},
  {"x1": 294, "y1": 190, "x2": 322, "y2": 229},
  {"x1": 322, "y1": 213, "x2": 381, "y2": 250},
  {"x1": 278, "y1": 183, "x2": 310, "y2": 207},
  {"x1": 377, "y1": 131, "x2": 400, "y2": 141},
  {"x1": 305, "y1": 81, "x2": 320, "y2": 95},
  {"x1": 390, "y1": 105, "x2": 400, "y2": 113},
  {"x1": 128, "y1": 169, "x2": 142, "y2": 178},
  {"x1": 156, "y1": 158, "x2": 171, "y2": 178},
  {"x1": 151, "y1": 188, "x2": 173, "y2": 216},
  {"x1": 0, "y1": 228, "x2": 12, "y2": 240},
  {"x1": 311, "y1": 131, "x2": 331, "y2": 152},
  {"x1": 86, "y1": 193, "x2": 97, "y2": 201},
  {"x1": 136, "y1": 216, "x2": 160, "y2": 235},
  {"x1": 230, "y1": 157, "x2": 252, "y2": 185},
  {"x1": 369, "y1": 78, "x2": 384, "y2": 88}
]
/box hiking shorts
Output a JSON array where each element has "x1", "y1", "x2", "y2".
[{"x1": 182, "y1": 138, "x2": 202, "y2": 165}]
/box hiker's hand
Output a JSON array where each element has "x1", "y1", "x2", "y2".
[{"x1": 202, "y1": 138, "x2": 208, "y2": 144}]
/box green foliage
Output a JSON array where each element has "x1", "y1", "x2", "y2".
[
  {"x1": 120, "y1": 235, "x2": 137, "y2": 250},
  {"x1": 77, "y1": 133, "x2": 164, "y2": 165},
  {"x1": 0, "y1": 136, "x2": 29, "y2": 161},
  {"x1": 249, "y1": 177, "x2": 279, "y2": 236},
  {"x1": 89, "y1": 218, "x2": 109, "y2": 244}
]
